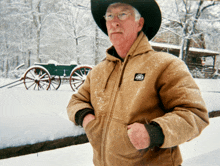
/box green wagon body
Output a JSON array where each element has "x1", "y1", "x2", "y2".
[{"x1": 34, "y1": 63, "x2": 77, "y2": 77}]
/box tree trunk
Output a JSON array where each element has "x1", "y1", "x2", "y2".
[
  {"x1": 184, "y1": 38, "x2": 191, "y2": 63},
  {"x1": 94, "y1": 26, "x2": 99, "y2": 65},
  {"x1": 179, "y1": 38, "x2": 185, "y2": 60},
  {"x1": 28, "y1": 50, "x2": 31, "y2": 67},
  {"x1": 36, "y1": 0, "x2": 42, "y2": 63},
  {"x1": 73, "y1": 8, "x2": 80, "y2": 64},
  {"x1": 76, "y1": 37, "x2": 80, "y2": 65},
  {"x1": 5, "y1": 58, "x2": 9, "y2": 78},
  {"x1": 36, "y1": 29, "x2": 41, "y2": 63}
]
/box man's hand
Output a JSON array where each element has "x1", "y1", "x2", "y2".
[
  {"x1": 127, "y1": 123, "x2": 150, "y2": 150},
  {"x1": 82, "y1": 114, "x2": 95, "y2": 128}
]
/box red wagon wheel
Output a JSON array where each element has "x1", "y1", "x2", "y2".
[
  {"x1": 23, "y1": 66, "x2": 51, "y2": 90},
  {"x1": 69, "y1": 66, "x2": 92, "y2": 91},
  {"x1": 49, "y1": 75, "x2": 61, "y2": 90}
]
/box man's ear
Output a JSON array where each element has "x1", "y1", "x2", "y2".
[{"x1": 137, "y1": 17, "x2": 144, "y2": 32}]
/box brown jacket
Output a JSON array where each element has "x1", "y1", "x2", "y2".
[{"x1": 67, "y1": 32, "x2": 209, "y2": 166}]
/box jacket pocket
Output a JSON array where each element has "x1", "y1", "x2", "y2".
[
  {"x1": 106, "y1": 119, "x2": 144, "y2": 163},
  {"x1": 84, "y1": 116, "x2": 103, "y2": 163}
]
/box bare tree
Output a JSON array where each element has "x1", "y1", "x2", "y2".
[
  {"x1": 156, "y1": 0, "x2": 220, "y2": 61},
  {"x1": 0, "y1": 0, "x2": 108, "y2": 77},
  {"x1": 0, "y1": 0, "x2": 33, "y2": 76},
  {"x1": 32, "y1": 0, "x2": 42, "y2": 63}
]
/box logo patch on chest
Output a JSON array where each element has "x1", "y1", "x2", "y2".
[{"x1": 134, "y1": 73, "x2": 145, "y2": 81}]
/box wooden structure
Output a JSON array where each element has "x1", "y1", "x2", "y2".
[
  {"x1": 150, "y1": 42, "x2": 220, "y2": 78},
  {"x1": 0, "y1": 61, "x2": 92, "y2": 91}
]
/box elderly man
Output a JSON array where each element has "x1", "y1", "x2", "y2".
[{"x1": 67, "y1": 0, "x2": 209, "y2": 165}]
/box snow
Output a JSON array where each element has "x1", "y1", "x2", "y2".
[
  {"x1": 0, "y1": 117, "x2": 219, "y2": 166},
  {"x1": 194, "y1": 79, "x2": 220, "y2": 112},
  {"x1": 0, "y1": 143, "x2": 94, "y2": 166},
  {"x1": 0, "y1": 78, "x2": 220, "y2": 165},
  {"x1": 0, "y1": 79, "x2": 85, "y2": 149},
  {"x1": 150, "y1": 41, "x2": 220, "y2": 55},
  {"x1": 180, "y1": 117, "x2": 220, "y2": 165}
]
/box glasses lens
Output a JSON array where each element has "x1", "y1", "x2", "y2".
[
  {"x1": 105, "y1": 13, "x2": 114, "y2": 21},
  {"x1": 118, "y1": 12, "x2": 128, "y2": 20}
]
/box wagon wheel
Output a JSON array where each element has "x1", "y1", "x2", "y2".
[
  {"x1": 23, "y1": 66, "x2": 51, "y2": 90},
  {"x1": 70, "y1": 66, "x2": 92, "y2": 91},
  {"x1": 49, "y1": 75, "x2": 61, "y2": 90}
]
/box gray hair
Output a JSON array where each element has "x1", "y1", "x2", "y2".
[
  {"x1": 107, "y1": 3, "x2": 141, "y2": 22},
  {"x1": 133, "y1": 7, "x2": 141, "y2": 21}
]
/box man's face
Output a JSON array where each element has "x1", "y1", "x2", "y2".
[{"x1": 105, "y1": 3, "x2": 144, "y2": 47}]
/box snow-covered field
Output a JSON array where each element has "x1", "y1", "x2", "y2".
[
  {"x1": 0, "y1": 78, "x2": 220, "y2": 165},
  {"x1": 0, "y1": 79, "x2": 85, "y2": 149},
  {"x1": 0, "y1": 117, "x2": 219, "y2": 166}
]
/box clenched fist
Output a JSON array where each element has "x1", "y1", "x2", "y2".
[
  {"x1": 127, "y1": 123, "x2": 150, "y2": 150},
  {"x1": 83, "y1": 114, "x2": 95, "y2": 128}
]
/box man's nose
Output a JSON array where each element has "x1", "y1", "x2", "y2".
[{"x1": 111, "y1": 17, "x2": 120, "y2": 27}]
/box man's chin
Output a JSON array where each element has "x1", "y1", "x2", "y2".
[
  {"x1": 111, "y1": 40, "x2": 125, "y2": 47},
  {"x1": 110, "y1": 34, "x2": 123, "y2": 42}
]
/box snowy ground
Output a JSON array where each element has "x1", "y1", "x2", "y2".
[
  {"x1": 0, "y1": 117, "x2": 219, "y2": 166},
  {"x1": 0, "y1": 79, "x2": 85, "y2": 149},
  {"x1": 0, "y1": 78, "x2": 220, "y2": 165}
]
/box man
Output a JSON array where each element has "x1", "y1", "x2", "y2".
[{"x1": 67, "y1": 0, "x2": 209, "y2": 165}]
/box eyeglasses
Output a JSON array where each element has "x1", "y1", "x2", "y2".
[{"x1": 104, "y1": 12, "x2": 132, "y2": 21}]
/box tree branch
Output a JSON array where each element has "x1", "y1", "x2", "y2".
[
  {"x1": 160, "y1": 26, "x2": 182, "y2": 37},
  {"x1": 200, "y1": 1, "x2": 216, "y2": 13}
]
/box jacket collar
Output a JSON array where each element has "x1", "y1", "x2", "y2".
[{"x1": 106, "y1": 31, "x2": 154, "y2": 62}]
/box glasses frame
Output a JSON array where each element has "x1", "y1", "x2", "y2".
[{"x1": 104, "y1": 12, "x2": 132, "y2": 21}]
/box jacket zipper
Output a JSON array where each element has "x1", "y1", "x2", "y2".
[
  {"x1": 101, "y1": 64, "x2": 121, "y2": 165},
  {"x1": 101, "y1": 57, "x2": 129, "y2": 165}
]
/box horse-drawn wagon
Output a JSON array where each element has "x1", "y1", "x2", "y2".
[{"x1": 0, "y1": 60, "x2": 92, "y2": 91}]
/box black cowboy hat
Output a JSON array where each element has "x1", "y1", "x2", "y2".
[{"x1": 91, "y1": 0, "x2": 162, "y2": 40}]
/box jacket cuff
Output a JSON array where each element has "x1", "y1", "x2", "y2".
[
  {"x1": 144, "y1": 122, "x2": 164, "y2": 149},
  {"x1": 75, "y1": 108, "x2": 94, "y2": 126}
]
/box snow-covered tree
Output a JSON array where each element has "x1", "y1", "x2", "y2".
[
  {"x1": 3, "y1": 0, "x2": 219, "y2": 78},
  {"x1": 0, "y1": 0, "x2": 110, "y2": 77},
  {"x1": 0, "y1": 0, "x2": 34, "y2": 76},
  {"x1": 156, "y1": 0, "x2": 220, "y2": 62}
]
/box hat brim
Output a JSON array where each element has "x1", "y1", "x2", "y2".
[{"x1": 91, "y1": 0, "x2": 162, "y2": 40}]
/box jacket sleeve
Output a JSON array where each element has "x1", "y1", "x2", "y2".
[
  {"x1": 152, "y1": 58, "x2": 209, "y2": 148},
  {"x1": 75, "y1": 108, "x2": 95, "y2": 126},
  {"x1": 67, "y1": 71, "x2": 94, "y2": 125},
  {"x1": 144, "y1": 122, "x2": 164, "y2": 148}
]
